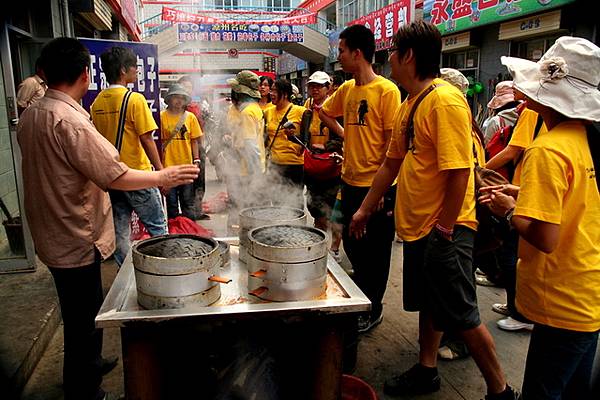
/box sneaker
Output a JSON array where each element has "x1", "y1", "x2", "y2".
[
  {"x1": 492, "y1": 303, "x2": 510, "y2": 316},
  {"x1": 384, "y1": 363, "x2": 441, "y2": 396},
  {"x1": 483, "y1": 384, "x2": 521, "y2": 400},
  {"x1": 357, "y1": 314, "x2": 383, "y2": 333},
  {"x1": 476, "y1": 274, "x2": 500, "y2": 287},
  {"x1": 438, "y1": 340, "x2": 470, "y2": 361},
  {"x1": 329, "y1": 249, "x2": 342, "y2": 263},
  {"x1": 497, "y1": 317, "x2": 534, "y2": 331}
]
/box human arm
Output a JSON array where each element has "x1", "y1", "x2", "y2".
[
  {"x1": 349, "y1": 157, "x2": 402, "y2": 238},
  {"x1": 192, "y1": 137, "x2": 201, "y2": 163},
  {"x1": 478, "y1": 189, "x2": 560, "y2": 253},
  {"x1": 140, "y1": 131, "x2": 164, "y2": 170},
  {"x1": 485, "y1": 144, "x2": 523, "y2": 171},
  {"x1": 319, "y1": 109, "x2": 344, "y2": 138},
  {"x1": 435, "y1": 168, "x2": 470, "y2": 238},
  {"x1": 109, "y1": 164, "x2": 199, "y2": 191}
]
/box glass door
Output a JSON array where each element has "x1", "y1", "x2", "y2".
[{"x1": 0, "y1": 23, "x2": 36, "y2": 272}]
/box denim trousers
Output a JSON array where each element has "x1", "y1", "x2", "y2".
[
  {"x1": 341, "y1": 183, "x2": 396, "y2": 319},
  {"x1": 49, "y1": 250, "x2": 105, "y2": 400},
  {"x1": 110, "y1": 188, "x2": 167, "y2": 266},
  {"x1": 166, "y1": 183, "x2": 199, "y2": 220},
  {"x1": 523, "y1": 323, "x2": 599, "y2": 399}
]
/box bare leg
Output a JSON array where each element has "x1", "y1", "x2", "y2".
[
  {"x1": 418, "y1": 313, "x2": 444, "y2": 368},
  {"x1": 459, "y1": 324, "x2": 507, "y2": 394}
]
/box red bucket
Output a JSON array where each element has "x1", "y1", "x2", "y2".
[{"x1": 341, "y1": 374, "x2": 378, "y2": 400}]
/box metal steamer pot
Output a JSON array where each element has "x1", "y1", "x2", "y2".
[
  {"x1": 132, "y1": 234, "x2": 231, "y2": 310},
  {"x1": 246, "y1": 225, "x2": 328, "y2": 301},
  {"x1": 238, "y1": 206, "x2": 307, "y2": 263}
]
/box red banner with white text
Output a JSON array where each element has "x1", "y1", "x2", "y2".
[
  {"x1": 348, "y1": 0, "x2": 416, "y2": 51},
  {"x1": 162, "y1": 6, "x2": 317, "y2": 26}
]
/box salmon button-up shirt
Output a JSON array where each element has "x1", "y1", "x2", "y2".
[{"x1": 17, "y1": 89, "x2": 128, "y2": 268}]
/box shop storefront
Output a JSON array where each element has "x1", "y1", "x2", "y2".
[
  {"x1": 346, "y1": 0, "x2": 417, "y2": 77},
  {"x1": 278, "y1": 52, "x2": 309, "y2": 99},
  {"x1": 424, "y1": 0, "x2": 583, "y2": 114}
]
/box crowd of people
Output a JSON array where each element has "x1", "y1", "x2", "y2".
[{"x1": 13, "y1": 18, "x2": 599, "y2": 400}]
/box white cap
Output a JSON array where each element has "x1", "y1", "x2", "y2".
[{"x1": 307, "y1": 71, "x2": 331, "y2": 85}]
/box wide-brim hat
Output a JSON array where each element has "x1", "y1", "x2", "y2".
[
  {"x1": 227, "y1": 70, "x2": 261, "y2": 99},
  {"x1": 165, "y1": 84, "x2": 191, "y2": 105},
  {"x1": 501, "y1": 36, "x2": 600, "y2": 121},
  {"x1": 487, "y1": 81, "x2": 515, "y2": 110},
  {"x1": 440, "y1": 68, "x2": 469, "y2": 95}
]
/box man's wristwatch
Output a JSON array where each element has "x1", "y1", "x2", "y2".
[
  {"x1": 504, "y1": 208, "x2": 515, "y2": 225},
  {"x1": 434, "y1": 223, "x2": 453, "y2": 241}
]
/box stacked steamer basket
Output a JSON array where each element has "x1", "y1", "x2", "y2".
[
  {"x1": 132, "y1": 234, "x2": 231, "y2": 310},
  {"x1": 238, "y1": 206, "x2": 307, "y2": 263},
  {"x1": 246, "y1": 225, "x2": 328, "y2": 301}
]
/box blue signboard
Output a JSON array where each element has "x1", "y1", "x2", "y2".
[
  {"x1": 178, "y1": 23, "x2": 304, "y2": 43},
  {"x1": 80, "y1": 38, "x2": 161, "y2": 133}
]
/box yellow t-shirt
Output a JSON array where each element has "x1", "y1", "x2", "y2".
[
  {"x1": 515, "y1": 121, "x2": 600, "y2": 332},
  {"x1": 259, "y1": 102, "x2": 274, "y2": 111},
  {"x1": 509, "y1": 108, "x2": 548, "y2": 185},
  {"x1": 322, "y1": 76, "x2": 400, "y2": 186},
  {"x1": 303, "y1": 98, "x2": 331, "y2": 148},
  {"x1": 264, "y1": 104, "x2": 305, "y2": 165},
  {"x1": 160, "y1": 110, "x2": 202, "y2": 167},
  {"x1": 387, "y1": 79, "x2": 478, "y2": 241},
  {"x1": 90, "y1": 87, "x2": 158, "y2": 171},
  {"x1": 473, "y1": 129, "x2": 486, "y2": 167},
  {"x1": 236, "y1": 101, "x2": 266, "y2": 175}
]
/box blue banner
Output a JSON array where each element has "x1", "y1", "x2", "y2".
[
  {"x1": 178, "y1": 23, "x2": 304, "y2": 43},
  {"x1": 80, "y1": 38, "x2": 161, "y2": 133}
]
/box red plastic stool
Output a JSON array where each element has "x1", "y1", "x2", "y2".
[{"x1": 341, "y1": 374, "x2": 378, "y2": 400}]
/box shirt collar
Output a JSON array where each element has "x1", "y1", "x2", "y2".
[
  {"x1": 45, "y1": 88, "x2": 91, "y2": 120},
  {"x1": 108, "y1": 84, "x2": 127, "y2": 89}
]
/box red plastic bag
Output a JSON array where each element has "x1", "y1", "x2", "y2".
[
  {"x1": 168, "y1": 215, "x2": 214, "y2": 237},
  {"x1": 130, "y1": 214, "x2": 214, "y2": 242}
]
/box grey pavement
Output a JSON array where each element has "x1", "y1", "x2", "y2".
[{"x1": 4, "y1": 165, "x2": 537, "y2": 400}]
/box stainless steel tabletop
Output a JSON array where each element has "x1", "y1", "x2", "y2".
[{"x1": 96, "y1": 237, "x2": 371, "y2": 328}]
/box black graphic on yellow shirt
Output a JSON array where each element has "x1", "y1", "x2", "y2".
[
  {"x1": 347, "y1": 99, "x2": 369, "y2": 126},
  {"x1": 174, "y1": 125, "x2": 188, "y2": 140}
]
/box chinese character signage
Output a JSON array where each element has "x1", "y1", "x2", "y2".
[
  {"x1": 348, "y1": 0, "x2": 416, "y2": 51},
  {"x1": 178, "y1": 23, "x2": 304, "y2": 43},
  {"x1": 424, "y1": 0, "x2": 575, "y2": 35},
  {"x1": 162, "y1": 6, "x2": 316, "y2": 25},
  {"x1": 80, "y1": 38, "x2": 161, "y2": 132},
  {"x1": 264, "y1": 56, "x2": 277, "y2": 73}
]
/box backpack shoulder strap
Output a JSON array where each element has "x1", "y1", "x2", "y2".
[
  {"x1": 115, "y1": 89, "x2": 133, "y2": 152},
  {"x1": 162, "y1": 111, "x2": 188, "y2": 151},
  {"x1": 405, "y1": 83, "x2": 444, "y2": 152}
]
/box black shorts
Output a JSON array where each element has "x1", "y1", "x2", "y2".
[
  {"x1": 305, "y1": 177, "x2": 340, "y2": 220},
  {"x1": 403, "y1": 226, "x2": 480, "y2": 332}
]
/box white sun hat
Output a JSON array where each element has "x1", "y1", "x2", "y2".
[
  {"x1": 307, "y1": 71, "x2": 331, "y2": 85},
  {"x1": 501, "y1": 36, "x2": 600, "y2": 121}
]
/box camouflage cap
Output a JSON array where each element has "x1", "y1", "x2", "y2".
[{"x1": 227, "y1": 70, "x2": 261, "y2": 99}]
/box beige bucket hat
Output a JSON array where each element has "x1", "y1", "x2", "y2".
[
  {"x1": 440, "y1": 68, "x2": 469, "y2": 95},
  {"x1": 227, "y1": 70, "x2": 261, "y2": 99},
  {"x1": 165, "y1": 84, "x2": 191, "y2": 105},
  {"x1": 501, "y1": 36, "x2": 600, "y2": 121},
  {"x1": 487, "y1": 81, "x2": 515, "y2": 110}
]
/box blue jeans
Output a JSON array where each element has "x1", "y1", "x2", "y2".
[
  {"x1": 110, "y1": 188, "x2": 167, "y2": 266},
  {"x1": 523, "y1": 323, "x2": 599, "y2": 399},
  {"x1": 166, "y1": 183, "x2": 198, "y2": 220}
]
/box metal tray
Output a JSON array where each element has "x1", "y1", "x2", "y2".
[{"x1": 96, "y1": 237, "x2": 371, "y2": 328}]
